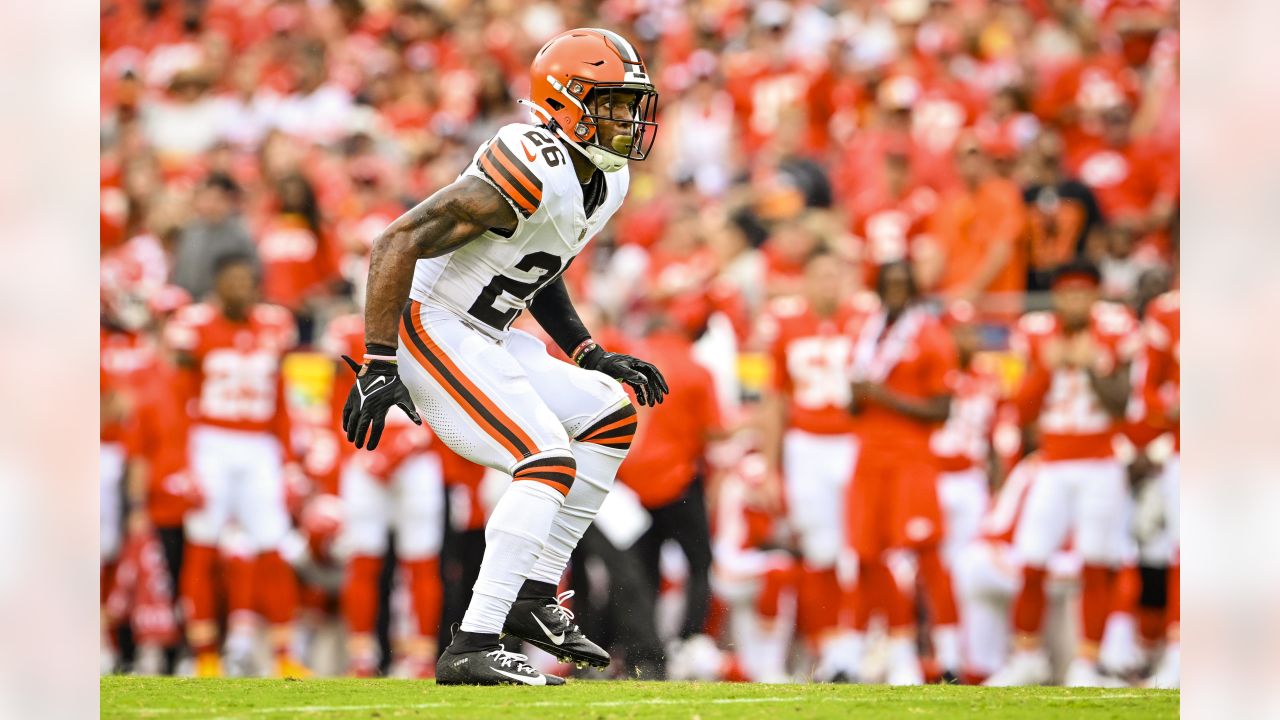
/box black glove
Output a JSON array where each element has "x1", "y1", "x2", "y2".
[
  {"x1": 578, "y1": 344, "x2": 669, "y2": 407},
  {"x1": 341, "y1": 354, "x2": 421, "y2": 450}
]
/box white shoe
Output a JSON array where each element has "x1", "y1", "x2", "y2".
[
  {"x1": 984, "y1": 650, "x2": 1051, "y2": 687},
  {"x1": 100, "y1": 645, "x2": 117, "y2": 676},
  {"x1": 886, "y1": 638, "x2": 923, "y2": 686},
  {"x1": 1099, "y1": 613, "x2": 1144, "y2": 676},
  {"x1": 814, "y1": 632, "x2": 864, "y2": 682},
  {"x1": 1064, "y1": 658, "x2": 1127, "y2": 687},
  {"x1": 667, "y1": 635, "x2": 723, "y2": 681},
  {"x1": 1148, "y1": 645, "x2": 1179, "y2": 689}
]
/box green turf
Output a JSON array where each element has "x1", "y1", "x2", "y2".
[{"x1": 101, "y1": 677, "x2": 1178, "y2": 719}]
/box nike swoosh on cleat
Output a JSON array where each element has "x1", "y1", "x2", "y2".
[
  {"x1": 493, "y1": 668, "x2": 546, "y2": 686},
  {"x1": 531, "y1": 613, "x2": 565, "y2": 645},
  {"x1": 521, "y1": 141, "x2": 537, "y2": 162}
]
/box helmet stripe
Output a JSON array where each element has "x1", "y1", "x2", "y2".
[{"x1": 591, "y1": 27, "x2": 641, "y2": 66}]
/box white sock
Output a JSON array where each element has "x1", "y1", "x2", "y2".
[
  {"x1": 526, "y1": 441, "x2": 626, "y2": 585},
  {"x1": 933, "y1": 624, "x2": 962, "y2": 673},
  {"x1": 460, "y1": 480, "x2": 564, "y2": 635}
]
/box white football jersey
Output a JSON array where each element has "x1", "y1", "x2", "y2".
[{"x1": 410, "y1": 123, "x2": 629, "y2": 335}]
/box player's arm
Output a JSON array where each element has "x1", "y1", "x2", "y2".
[
  {"x1": 529, "y1": 277, "x2": 669, "y2": 407},
  {"x1": 858, "y1": 384, "x2": 952, "y2": 423},
  {"x1": 345, "y1": 177, "x2": 516, "y2": 449},
  {"x1": 363, "y1": 177, "x2": 517, "y2": 347},
  {"x1": 1087, "y1": 362, "x2": 1130, "y2": 418}
]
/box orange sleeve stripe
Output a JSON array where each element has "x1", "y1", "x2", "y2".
[
  {"x1": 477, "y1": 152, "x2": 538, "y2": 218},
  {"x1": 490, "y1": 141, "x2": 544, "y2": 202},
  {"x1": 400, "y1": 302, "x2": 538, "y2": 461}
]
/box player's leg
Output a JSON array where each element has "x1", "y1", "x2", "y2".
[
  {"x1": 100, "y1": 443, "x2": 126, "y2": 673},
  {"x1": 180, "y1": 427, "x2": 234, "y2": 676},
  {"x1": 1066, "y1": 459, "x2": 1130, "y2": 686},
  {"x1": 391, "y1": 452, "x2": 446, "y2": 678},
  {"x1": 847, "y1": 451, "x2": 916, "y2": 683},
  {"x1": 398, "y1": 302, "x2": 570, "y2": 685},
  {"x1": 937, "y1": 467, "x2": 991, "y2": 570},
  {"x1": 234, "y1": 433, "x2": 305, "y2": 678},
  {"x1": 499, "y1": 329, "x2": 636, "y2": 667},
  {"x1": 337, "y1": 457, "x2": 392, "y2": 676},
  {"x1": 894, "y1": 457, "x2": 961, "y2": 682},
  {"x1": 985, "y1": 460, "x2": 1073, "y2": 686},
  {"x1": 783, "y1": 430, "x2": 858, "y2": 680},
  {"x1": 953, "y1": 540, "x2": 1021, "y2": 683},
  {"x1": 1151, "y1": 454, "x2": 1180, "y2": 688}
]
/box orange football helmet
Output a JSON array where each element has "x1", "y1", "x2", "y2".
[{"x1": 526, "y1": 28, "x2": 659, "y2": 171}]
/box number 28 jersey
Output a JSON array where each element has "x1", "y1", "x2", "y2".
[{"x1": 410, "y1": 123, "x2": 629, "y2": 335}]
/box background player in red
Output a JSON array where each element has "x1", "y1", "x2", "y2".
[
  {"x1": 1140, "y1": 289, "x2": 1179, "y2": 688},
  {"x1": 618, "y1": 313, "x2": 725, "y2": 665},
  {"x1": 845, "y1": 260, "x2": 962, "y2": 685},
  {"x1": 931, "y1": 300, "x2": 1001, "y2": 573},
  {"x1": 165, "y1": 253, "x2": 307, "y2": 678},
  {"x1": 986, "y1": 260, "x2": 1141, "y2": 687},
  {"x1": 321, "y1": 312, "x2": 444, "y2": 678},
  {"x1": 756, "y1": 247, "x2": 868, "y2": 680}
]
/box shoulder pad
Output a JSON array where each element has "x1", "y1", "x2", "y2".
[
  {"x1": 1152, "y1": 291, "x2": 1180, "y2": 316},
  {"x1": 175, "y1": 303, "x2": 216, "y2": 327},
  {"x1": 254, "y1": 304, "x2": 294, "y2": 327},
  {"x1": 1091, "y1": 302, "x2": 1137, "y2": 336},
  {"x1": 467, "y1": 123, "x2": 562, "y2": 220},
  {"x1": 765, "y1": 296, "x2": 807, "y2": 319},
  {"x1": 1016, "y1": 311, "x2": 1057, "y2": 336},
  {"x1": 849, "y1": 290, "x2": 881, "y2": 313}
]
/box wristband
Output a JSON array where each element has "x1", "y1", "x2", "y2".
[
  {"x1": 364, "y1": 343, "x2": 398, "y2": 363},
  {"x1": 571, "y1": 338, "x2": 598, "y2": 366}
]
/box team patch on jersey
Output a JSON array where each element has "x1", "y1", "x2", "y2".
[{"x1": 477, "y1": 140, "x2": 544, "y2": 219}]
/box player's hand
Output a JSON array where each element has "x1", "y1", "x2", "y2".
[
  {"x1": 851, "y1": 381, "x2": 881, "y2": 407},
  {"x1": 341, "y1": 355, "x2": 422, "y2": 451},
  {"x1": 579, "y1": 345, "x2": 669, "y2": 407}
]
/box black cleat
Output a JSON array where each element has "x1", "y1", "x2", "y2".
[
  {"x1": 436, "y1": 645, "x2": 565, "y2": 686},
  {"x1": 503, "y1": 590, "x2": 610, "y2": 668}
]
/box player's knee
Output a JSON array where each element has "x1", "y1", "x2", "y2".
[
  {"x1": 512, "y1": 453, "x2": 578, "y2": 497},
  {"x1": 573, "y1": 401, "x2": 637, "y2": 453}
]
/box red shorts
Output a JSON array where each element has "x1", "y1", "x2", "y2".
[{"x1": 846, "y1": 447, "x2": 944, "y2": 557}]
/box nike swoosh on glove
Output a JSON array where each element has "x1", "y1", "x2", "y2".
[
  {"x1": 341, "y1": 355, "x2": 421, "y2": 450},
  {"x1": 578, "y1": 346, "x2": 670, "y2": 407}
]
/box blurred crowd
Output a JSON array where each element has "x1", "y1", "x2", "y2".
[{"x1": 100, "y1": 0, "x2": 1179, "y2": 685}]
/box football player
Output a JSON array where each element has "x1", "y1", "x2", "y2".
[
  {"x1": 756, "y1": 247, "x2": 868, "y2": 680},
  {"x1": 985, "y1": 260, "x2": 1141, "y2": 687},
  {"x1": 1140, "y1": 289, "x2": 1179, "y2": 688},
  {"x1": 166, "y1": 253, "x2": 308, "y2": 678},
  {"x1": 341, "y1": 28, "x2": 667, "y2": 686},
  {"x1": 845, "y1": 260, "x2": 962, "y2": 685}
]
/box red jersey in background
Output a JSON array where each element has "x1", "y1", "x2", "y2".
[
  {"x1": 759, "y1": 296, "x2": 866, "y2": 435},
  {"x1": 165, "y1": 302, "x2": 296, "y2": 451},
  {"x1": 618, "y1": 330, "x2": 724, "y2": 509},
  {"x1": 1009, "y1": 303, "x2": 1141, "y2": 461}
]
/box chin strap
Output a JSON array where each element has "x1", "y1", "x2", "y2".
[{"x1": 517, "y1": 99, "x2": 628, "y2": 173}]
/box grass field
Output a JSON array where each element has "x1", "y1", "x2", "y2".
[{"x1": 102, "y1": 677, "x2": 1179, "y2": 719}]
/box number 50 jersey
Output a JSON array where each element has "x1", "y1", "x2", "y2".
[{"x1": 410, "y1": 123, "x2": 629, "y2": 335}]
